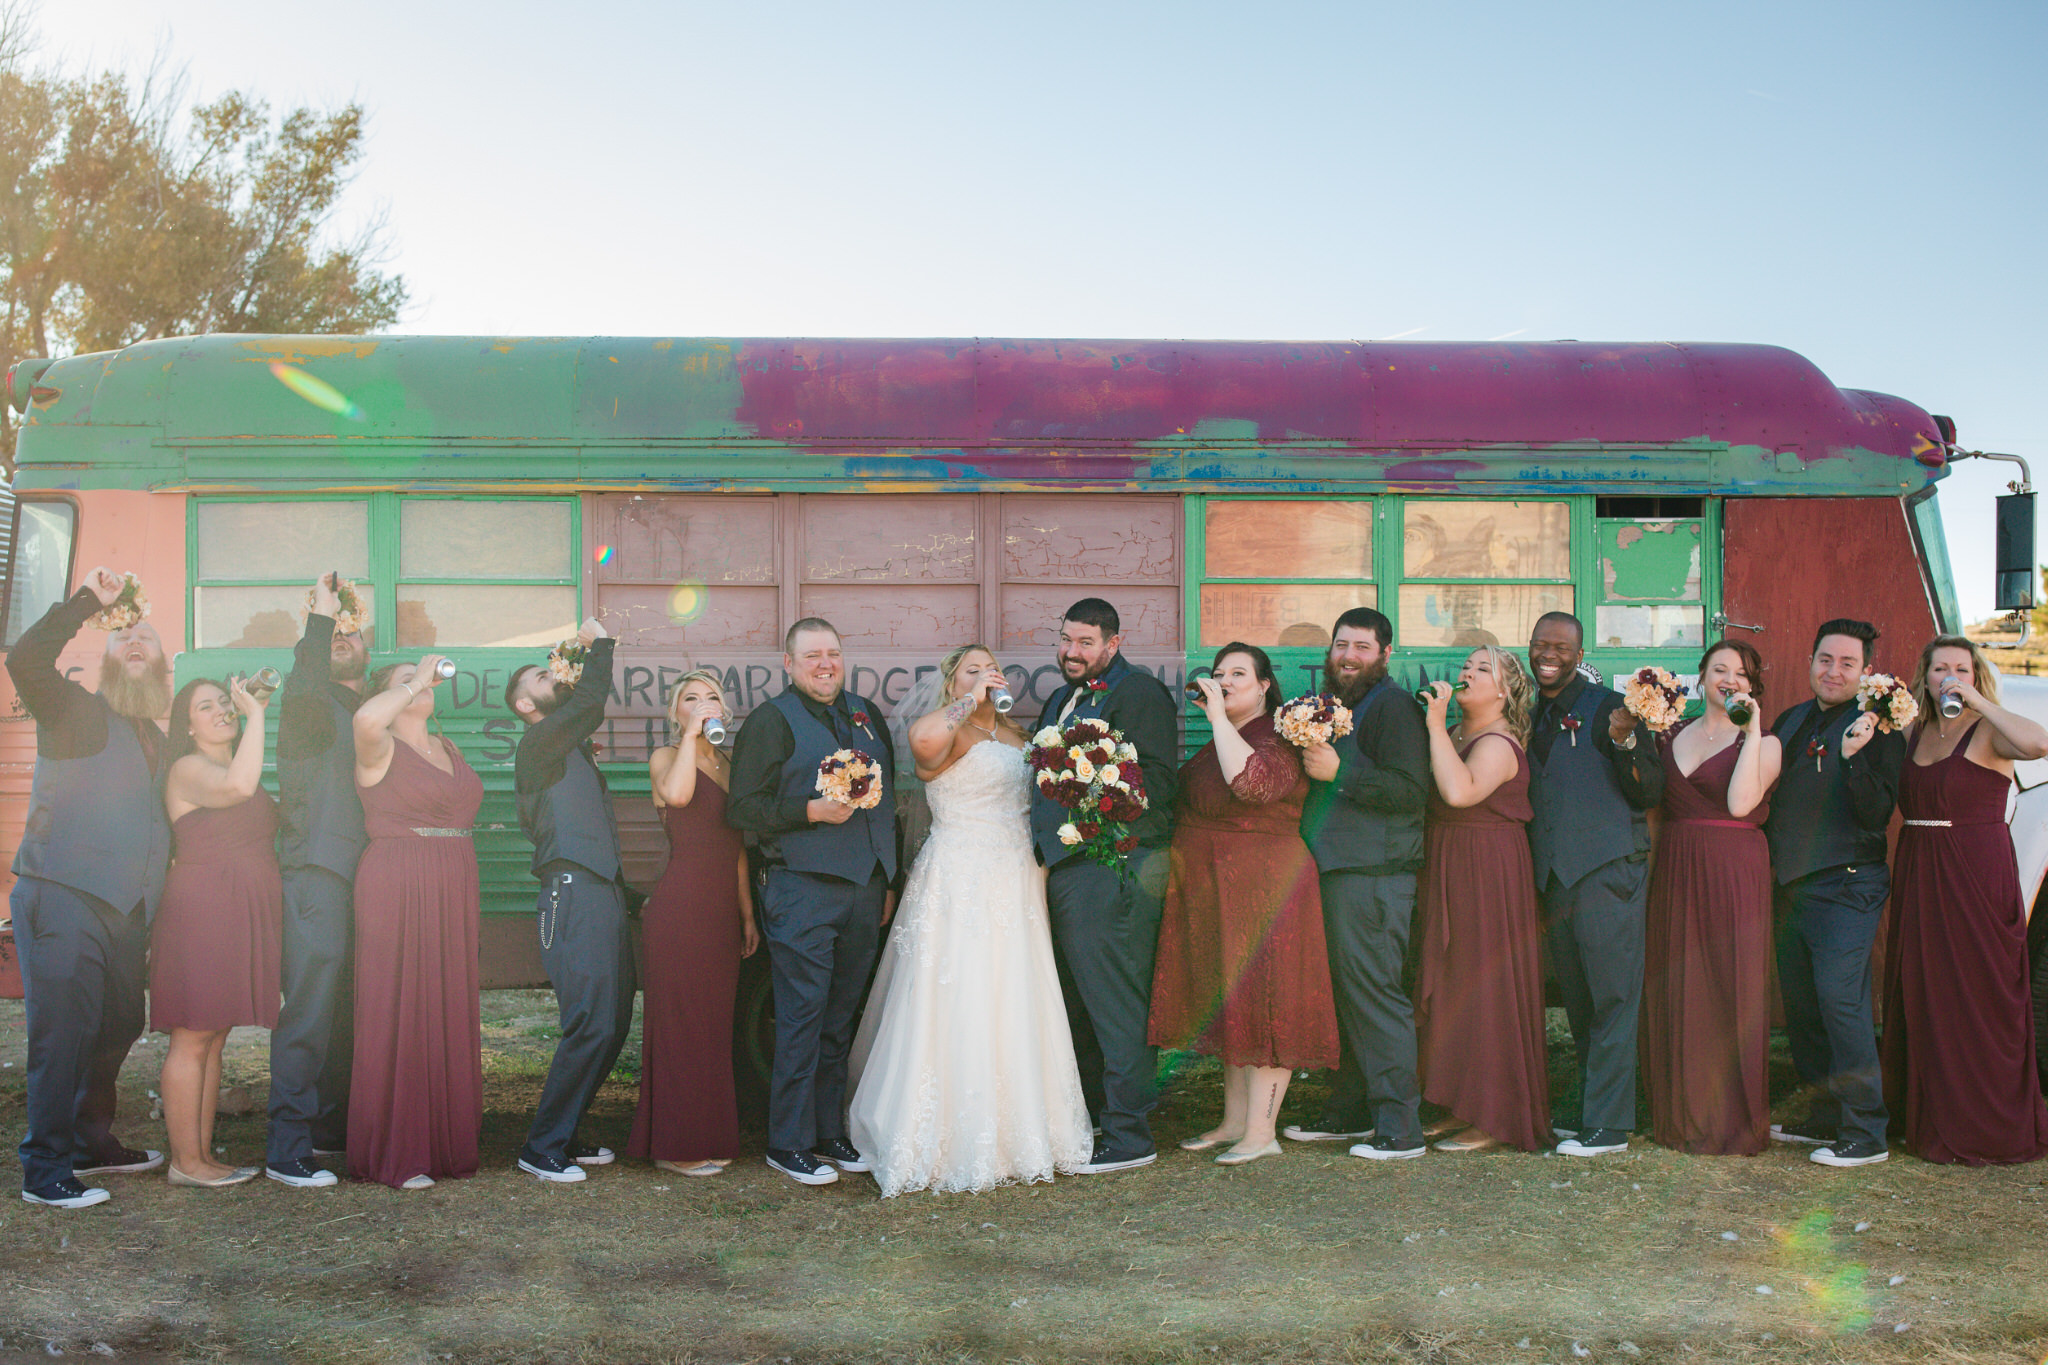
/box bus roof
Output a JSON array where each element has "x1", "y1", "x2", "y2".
[{"x1": 15, "y1": 336, "x2": 1947, "y2": 495}]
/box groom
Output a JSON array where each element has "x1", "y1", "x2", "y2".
[
  {"x1": 727, "y1": 618, "x2": 898, "y2": 1186},
  {"x1": 1031, "y1": 598, "x2": 1179, "y2": 1173}
]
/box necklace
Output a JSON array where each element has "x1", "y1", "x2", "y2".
[{"x1": 966, "y1": 716, "x2": 997, "y2": 737}]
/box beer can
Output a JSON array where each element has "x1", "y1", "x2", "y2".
[
  {"x1": 701, "y1": 715, "x2": 728, "y2": 745},
  {"x1": 434, "y1": 658, "x2": 457, "y2": 680},
  {"x1": 1938, "y1": 687, "x2": 1965, "y2": 719},
  {"x1": 990, "y1": 686, "x2": 1014, "y2": 714}
]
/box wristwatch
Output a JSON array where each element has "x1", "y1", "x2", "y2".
[{"x1": 1613, "y1": 729, "x2": 1637, "y2": 751}]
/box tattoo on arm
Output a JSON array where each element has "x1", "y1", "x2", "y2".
[{"x1": 941, "y1": 696, "x2": 974, "y2": 731}]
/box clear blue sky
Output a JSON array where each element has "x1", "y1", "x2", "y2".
[{"x1": 36, "y1": 0, "x2": 2048, "y2": 623}]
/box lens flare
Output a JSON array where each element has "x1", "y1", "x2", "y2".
[
  {"x1": 667, "y1": 582, "x2": 708, "y2": 623},
  {"x1": 594, "y1": 545, "x2": 615, "y2": 566},
  {"x1": 269, "y1": 362, "x2": 364, "y2": 421}
]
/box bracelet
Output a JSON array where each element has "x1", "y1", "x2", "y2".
[{"x1": 402, "y1": 682, "x2": 418, "y2": 700}]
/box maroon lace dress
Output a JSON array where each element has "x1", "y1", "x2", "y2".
[
  {"x1": 348, "y1": 740, "x2": 485, "y2": 1188},
  {"x1": 1414, "y1": 733, "x2": 1550, "y2": 1150},
  {"x1": 1641, "y1": 725, "x2": 1773, "y2": 1155},
  {"x1": 149, "y1": 791, "x2": 283, "y2": 1032},
  {"x1": 1882, "y1": 723, "x2": 2048, "y2": 1165},
  {"x1": 627, "y1": 781, "x2": 747, "y2": 1163},
  {"x1": 1148, "y1": 713, "x2": 1338, "y2": 1069}
]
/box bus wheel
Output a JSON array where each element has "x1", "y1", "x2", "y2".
[{"x1": 731, "y1": 955, "x2": 776, "y2": 1123}]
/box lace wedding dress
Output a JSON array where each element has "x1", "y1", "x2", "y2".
[{"x1": 848, "y1": 738, "x2": 1092, "y2": 1196}]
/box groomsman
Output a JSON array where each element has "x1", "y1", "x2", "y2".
[
  {"x1": 8, "y1": 568, "x2": 173, "y2": 1208},
  {"x1": 1030, "y1": 598, "x2": 1179, "y2": 1173},
  {"x1": 727, "y1": 618, "x2": 897, "y2": 1186},
  {"x1": 265, "y1": 573, "x2": 368, "y2": 1189},
  {"x1": 505, "y1": 617, "x2": 636, "y2": 1183},
  {"x1": 1526, "y1": 611, "x2": 1663, "y2": 1157},
  {"x1": 1764, "y1": 619, "x2": 1904, "y2": 1167},
  {"x1": 1290, "y1": 607, "x2": 1430, "y2": 1160}
]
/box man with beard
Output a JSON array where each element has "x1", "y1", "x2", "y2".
[
  {"x1": 8, "y1": 567, "x2": 174, "y2": 1208},
  {"x1": 504, "y1": 616, "x2": 634, "y2": 1183},
  {"x1": 1289, "y1": 607, "x2": 1430, "y2": 1160},
  {"x1": 265, "y1": 573, "x2": 370, "y2": 1188}
]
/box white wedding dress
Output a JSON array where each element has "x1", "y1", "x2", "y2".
[{"x1": 848, "y1": 738, "x2": 1092, "y2": 1196}]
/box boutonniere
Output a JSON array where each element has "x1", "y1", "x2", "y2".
[
  {"x1": 1561, "y1": 714, "x2": 1581, "y2": 747},
  {"x1": 1806, "y1": 737, "x2": 1826, "y2": 773},
  {"x1": 849, "y1": 710, "x2": 871, "y2": 729},
  {"x1": 1085, "y1": 677, "x2": 1109, "y2": 693}
]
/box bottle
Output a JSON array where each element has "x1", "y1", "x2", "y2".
[
  {"x1": 241, "y1": 666, "x2": 283, "y2": 701},
  {"x1": 1414, "y1": 680, "x2": 1470, "y2": 704},
  {"x1": 701, "y1": 714, "x2": 728, "y2": 745},
  {"x1": 434, "y1": 658, "x2": 457, "y2": 680},
  {"x1": 990, "y1": 684, "x2": 1014, "y2": 714},
  {"x1": 1938, "y1": 686, "x2": 1965, "y2": 720},
  {"x1": 1185, "y1": 678, "x2": 1208, "y2": 702},
  {"x1": 1726, "y1": 695, "x2": 1754, "y2": 727}
]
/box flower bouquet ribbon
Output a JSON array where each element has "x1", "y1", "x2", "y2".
[
  {"x1": 547, "y1": 638, "x2": 589, "y2": 685},
  {"x1": 816, "y1": 748, "x2": 884, "y2": 810},
  {"x1": 306, "y1": 576, "x2": 370, "y2": 635},
  {"x1": 1028, "y1": 716, "x2": 1149, "y2": 868},
  {"x1": 1855, "y1": 673, "x2": 1919, "y2": 733},
  {"x1": 1274, "y1": 692, "x2": 1354, "y2": 748},
  {"x1": 1622, "y1": 666, "x2": 1688, "y2": 732},
  {"x1": 87, "y1": 573, "x2": 150, "y2": 632}
]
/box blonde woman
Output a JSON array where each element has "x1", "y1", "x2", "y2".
[
  {"x1": 627, "y1": 671, "x2": 758, "y2": 1177},
  {"x1": 848, "y1": 645, "x2": 1092, "y2": 1195},
  {"x1": 1882, "y1": 636, "x2": 2048, "y2": 1164},
  {"x1": 1413, "y1": 645, "x2": 1550, "y2": 1153}
]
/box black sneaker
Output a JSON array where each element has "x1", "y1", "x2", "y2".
[
  {"x1": 568, "y1": 1142, "x2": 615, "y2": 1166},
  {"x1": 765, "y1": 1148, "x2": 839, "y2": 1186},
  {"x1": 1073, "y1": 1141, "x2": 1156, "y2": 1175},
  {"x1": 1348, "y1": 1133, "x2": 1426, "y2": 1161},
  {"x1": 265, "y1": 1158, "x2": 338, "y2": 1188},
  {"x1": 1283, "y1": 1117, "x2": 1374, "y2": 1143},
  {"x1": 23, "y1": 1178, "x2": 110, "y2": 1209},
  {"x1": 1770, "y1": 1117, "x2": 1835, "y2": 1146},
  {"x1": 74, "y1": 1146, "x2": 164, "y2": 1176},
  {"x1": 1811, "y1": 1139, "x2": 1888, "y2": 1168},
  {"x1": 1556, "y1": 1127, "x2": 1630, "y2": 1156},
  {"x1": 813, "y1": 1137, "x2": 871, "y2": 1173},
  {"x1": 515, "y1": 1146, "x2": 588, "y2": 1183}
]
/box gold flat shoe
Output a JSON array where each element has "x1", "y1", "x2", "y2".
[
  {"x1": 1433, "y1": 1133, "x2": 1502, "y2": 1153},
  {"x1": 167, "y1": 1164, "x2": 256, "y2": 1188},
  {"x1": 1214, "y1": 1140, "x2": 1283, "y2": 1166},
  {"x1": 1423, "y1": 1117, "x2": 1471, "y2": 1139},
  {"x1": 1178, "y1": 1134, "x2": 1241, "y2": 1152},
  {"x1": 656, "y1": 1159, "x2": 725, "y2": 1177}
]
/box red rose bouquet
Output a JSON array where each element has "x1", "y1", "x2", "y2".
[{"x1": 1028, "y1": 716, "x2": 1148, "y2": 868}]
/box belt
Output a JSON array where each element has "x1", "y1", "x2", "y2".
[
  {"x1": 1675, "y1": 818, "x2": 1757, "y2": 829},
  {"x1": 1904, "y1": 819, "x2": 1951, "y2": 827},
  {"x1": 410, "y1": 827, "x2": 472, "y2": 838},
  {"x1": 1901, "y1": 819, "x2": 2004, "y2": 828}
]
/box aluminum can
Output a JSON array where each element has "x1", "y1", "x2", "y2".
[
  {"x1": 701, "y1": 715, "x2": 728, "y2": 745},
  {"x1": 1938, "y1": 687, "x2": 1966, "y2": 720},
  {"x1": 434, "y1": 658, "x2": 457, "y2": 680},
  {"x1": 990, "y1": 686, "x2": 1014, "y2": 714}
]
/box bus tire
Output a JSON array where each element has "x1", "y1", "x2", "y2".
[{"x1": 732, "y1": 952, "x2": 775, "y2": 1127}]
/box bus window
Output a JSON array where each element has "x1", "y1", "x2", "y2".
[
  {"x1": 193, "y1": 500, "x2": 370, "y2": 648},
  {"x1": 1398, "y1": 501, "x2": 1572, "y2": 648},
  {"x1": 1198, "y1": 499, "x2": 1374, "y2": 649},
  {"x1": 2, "y1": 497, "x2": 78, "y2": 647},
  {"x1": 1593, "y1": 515, "x2": 1705, "y2": 649},
  {"x1": 396, "y1": 499, "x2": 577, "y2": 649}
]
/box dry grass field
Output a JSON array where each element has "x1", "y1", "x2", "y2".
[{"x1": 0, "y1": 992, "x2": 2043, "y2": 1365}]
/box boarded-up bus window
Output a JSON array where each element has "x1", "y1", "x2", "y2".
[
  {"x1": 592, "y1": 495, "x2": 780, "y2": 651},
  {"x1": 803, "y1": 495, "x2": 977, "y2": 582},
  {"x1": 1403, "y1": 501, "x2": 1570, "y2": 579},
  {"x1": 1000, "y1": 495, "x2": 1179, "y2": 649},
  {"x1": 1593, "y1": 518, "x2": 1705, "y2": 648},
  {"x1": 401, "y1": 501, "x2": 572, "y2": 580},
  {"x1": 1199, "y1": 584, "x2": 1376, "y2": 648},
  {"x1": 1397, "y1": 583, "x2": 1574, "y2": 650},
  {"x1": 196, "y1": 502, "x2": 368, "y2": 582},
  {"x1": 196, "y1": 584, "x2": 360, "y2": 650},
  {"x1": 1204, "y1": 501, "x2": 1371, "y2": 579},
  {"x1": 396, "y1": 585, "x2": 579, "y2": 649}
]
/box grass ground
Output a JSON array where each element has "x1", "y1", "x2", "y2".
[{"x1": 0, "y1": 992, "x2": 2043, "y2": 1364}]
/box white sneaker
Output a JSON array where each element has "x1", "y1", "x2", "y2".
[{"x1": 1284, "y1": 1122, "x2": 1374, "y2": 1143}]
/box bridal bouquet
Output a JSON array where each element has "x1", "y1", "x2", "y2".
[
  {"x1": 816, "y1": 748, "x2": 884, "y2": 810},
  {"x1": 1856, "y1": 673, "x2": 1919, "y2": 733},
  {"x1": 1028, "y1": 717, "x2": 1149, "y2": 867},
  {"x1": 87, "y1": 573, "x2": 150, "y2": 632},
  {"x1": 306, "y1": 576, "x2": 370, "y2": 635},
  {"x1": 1274, "y1": 692, "x2": 1354, "y2": 748},
  {"x1": 1622, "y1": 666, "x2": 1688, "y2": 733},
  {"x1": 546, "y1": 637, "x2": 589, "y2": 685}
]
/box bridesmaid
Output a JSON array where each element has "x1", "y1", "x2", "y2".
[
  {"x1": 1882, "y1": 635, "x2": 2048, "y2": 1165},
  {"x1": 1414, "y1": 645, "x2": 1549, "y2": 1153},
  {"x1": 1643, "y1": 639, "x2": 1778, "y2": 1155},
  {"x1": 152, "y1": 677, "x2": 281, "y2": 1188},
  {"x1": 348, "y1": 654, "x2": 485, "y2": 1190},
  {"x1": 1149, "y1": 643, "x2": 1339, "y2": 1165},
  {"x1": 627, "y1": 670, "x2": 758, "y2": 1177}
]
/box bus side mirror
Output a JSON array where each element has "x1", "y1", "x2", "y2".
[{"x1": 1996, "y1": 492, "x2": 2036, "y2": 612}]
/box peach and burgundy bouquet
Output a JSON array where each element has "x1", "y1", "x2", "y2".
[
  {"x1": 1028, "y1": 716, "x2": 1148, "y2": 867},
  {"x1": 816, "y1": 749, "x2": 883, "y2": 810},
  {"x1": 1856, "y1": 673, "x2": 1919, "y2": 734},
  {"x1": 1274, "y1": 693, "x2": 1354, "y2": 748},
  {"x1": 86, "y1": 573, "x2": 149, "y2": 632},
  {"x1": 1622, "y1": 666, "x2": 1688, "y2": 733},
  {"x1": 546, "y1": 637, "x2": 589, "y2": 686},
  {"x1": 306, "y1": 576, "x2": 370, "y2": 635}
]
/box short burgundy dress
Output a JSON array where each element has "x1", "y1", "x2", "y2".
[
  {"x1": 1148, "y1": 714, "x2": 1339, "y2": 1070},
  {"x1": 149, "y1": 791, "x2": 283, "y2": 1032},
  {"x1": 1882, "y1": 723, "x2": 2048, "y2": 1165},
  {"x1": 1414, "y1": 733, "x2": 1550, "y2": 1151},
  {"x1": 627, "y1": 781, "x2": 748, "y2": 1164},
  {"x1": 348, "y1": 741, "x2": 485, "y2": 1188},
  {"x1": 1640, "y1": 726, "x2": 1774, "y2": 1155}
]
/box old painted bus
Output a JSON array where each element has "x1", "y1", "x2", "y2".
[{"x1": 0, "y1": 337, "x2": 2021, "y2": 1039}]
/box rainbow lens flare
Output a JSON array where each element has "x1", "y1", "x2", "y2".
[
  {"x1": 269, "y1": 362, "x2": 364, "y2": 421},
  {"x1": 667, "y1": 582, "x2": 708, "y2": 623},
  {"x1": 594, "y1": 545, "x2": 615, "y2": 565}
]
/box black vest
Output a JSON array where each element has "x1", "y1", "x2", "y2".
[
  {"x1": 764, "y1": 691, "x2": 896, "y2": 882},
  {"x1": 1300, "y1": 679, "x2": 1425, "y2": 875},
  {"x1": 278, "y1": 686, "x2": 368, "y2": 879},
  {"x1": 12, "y1": 700, "x2": 170, "y2": 916},
  {"x1": 518, "y1": 742, "x2": 623, "y2": 882},
  {"x1": 1763, "y1": 699, "x2": 1897, "y2": 884},
  {"x1": 1527, "y1": 684, "x2": 1647, "y2": 889}
]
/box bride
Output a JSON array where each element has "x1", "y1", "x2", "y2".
[{"x1": 848, "y1": 644, "x2": 1091, "y2": 1196}]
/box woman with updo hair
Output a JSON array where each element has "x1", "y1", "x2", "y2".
[
  {"x1": 627, "y1": 670, "x2": 758, "y2": 1176},
  {"x1": 1644, "y1": 638, "x2": 1778, "y2": 1155}
]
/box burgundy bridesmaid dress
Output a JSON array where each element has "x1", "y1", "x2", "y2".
[
  {"x1": 1148, "y1": 714, "x2": 1339, "y2": 1069},
  {"x1": 627, "y1": 781, "x2": 747, "y2": 1163},
  {"x1": 1640, "y1": 726, "x2": 1773, "y2": 1155},
  {"x1": 1882, "y1": 722, "x2": 2048, "y2": 1165},
  {"x1": 1414, "y1": 734, "x2": 1550, "y2": 1150},
  {"x1": 149, "y1": 791, "x2": 283, "y2": 1032},
  {"x1": 348, "y1": 741, "x2": 486, "y2": 1188}
]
